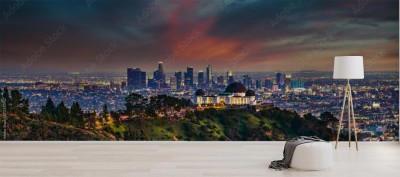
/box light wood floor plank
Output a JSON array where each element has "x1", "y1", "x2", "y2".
[{"x1": 0, "y1": 142, "x2": 399, "y2": 177}]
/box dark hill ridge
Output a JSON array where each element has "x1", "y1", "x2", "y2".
[
  {"x1": 122, "y1": 108, "x2": 337, "y2": 141},
  {"x1": 0, "y1": 115, "x2": 116, "y2": 141},
  {"x1": 0, "y1": 108, "x2": 337, "y2": 141}
]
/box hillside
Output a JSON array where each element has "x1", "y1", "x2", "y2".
[
  {"x1": 0, "y1": 108, "x2": 337, "y2": 141},
  {"x1": 1, "y1": 89, "x2": 337, "y2": 141},
  {"x1": 121, "y1": 108, "x2": 337, "y2": 141},
  {"x1": 0, "y1": 115, "x2": 116, "y2": 141}
]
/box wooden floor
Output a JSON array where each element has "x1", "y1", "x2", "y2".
[{"x1": 0, "y1": 141, "x2": 399, "y2": 177}]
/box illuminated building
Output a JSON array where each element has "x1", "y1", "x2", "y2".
[{"x1": 195, "y1": 82, "x2": 256, "y2": 106}]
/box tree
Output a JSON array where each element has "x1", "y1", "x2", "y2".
[
  {"x1": 10, "y1": 90, "x2": 23, "y2": 114},
  {"x1": 125, "y1": 93, "x2": 146, "y2": 117},
  {"x1": 20, "y1": 98, "x2": 29, "y2": 115},
  {"x1": 56, "y1": 101, "x2": 70, "y2": 123},
  {"x1": 2, "y1": 89, "x2": 30, "y2": 116},
  {"x1": 304, "y1": 113, "x2": 319, "y2": 124},
  {"x1": 87, "y1": 111, "x2": 97, "y2": 130},
  {"x1": 0, "y1": 88, "x2": 3, "y2": 114},
  {"x1": 102, "y1": 104, "x2": 109, "y2": 123},
  {"x1": 41, "y1": 98, "x2": 56, "y2": 121},
  {"x1": 147, "y1": 95, "x2": 188, "y2": 119},
  {"x1": 319, "y1": 112, "x2": 338, "y2": 129},
  {"x1": 2, "y1": 87, "x2": 10, "y2": 112},
  {"x1": 70, "y1": 102, "x2": 85, "y2": 128},
  {"x1": 110, "y1": 111, "x2": 121, "y2": 126}
]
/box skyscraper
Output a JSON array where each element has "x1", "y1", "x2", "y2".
[
  {"x1": 158, "y1": 61, "x2": 163, "y2": 71},
  {"x1": 147, "y1": 78, "x2": 158, "y2": 89},
  {"x1": 198, "y1": 71, "x2": 204, "y2": 87},
  {"x1": 109, "y1": 80, "x2": 115, "y2": 90},
  {"x1": 127, "y1": 68, "x2": 146, "y2": 89},
  {"x1": 217, "y1": 75, "x2": 224, "y2": 85},
  {"x1": 256, "y1": 80, "x2": 262, "y2": 89},
  {"x1": 121, "y1": 81, "x2": 127, "y2": 89},
  {"x1": 184, "y1": 67, "x2": 194, "y2": 88},
  {"x1": 292, "y1": 80, "x2": 305, "y2": 89},
  {"x1": 127, "y1": 68, "x2": 134, "y2": 88},
  {"x1": 153, "y1": 62, "x2": 166, "y2": 87},
  {"x1": 170, "y1": 76, "x2": 177, "y2": 90},
  {"x1": 264, "y1": 79, "x2": 273, "y2": 89},
  {"x1": 276, "y1": 73, "x2": 283, "y2": 89},
  {"x1": 140, "y1": 71, "x2": 146, "y2": 88},
  {"x1": 272, "y1": 83, "x2": 279, "y2": 92},
  {"x1": 227, "y1": 71, "x2": 234, "y2": 84},
  {"x1": 206, "y1": 64, "x2": 212, "y2": 87},
  {"x1": 243, "y1": 74, "x2": 252, "y2": 89},
  {"x1": 174, "y1": 71, "x2": 182, "y2": 90},
  {"x1": 284, "y1": 74, "x2": 292, "y2": 92}
]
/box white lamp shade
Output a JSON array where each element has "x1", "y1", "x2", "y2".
[{"x1": 333, "y1": 56, "x2": 364, "y2": 79}]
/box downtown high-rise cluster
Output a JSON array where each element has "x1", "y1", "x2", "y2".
[
  {"x1": 127, "y1": 62, "x2": 234, "y2": 91},
  {"x1": 126, "y1": 62, "x2": 305, "y2": 92}
]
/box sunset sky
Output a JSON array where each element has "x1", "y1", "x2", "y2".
[{"x1": 0, "y1": 0, "x2": 398, "y2": 73}]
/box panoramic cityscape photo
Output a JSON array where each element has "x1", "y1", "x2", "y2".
[{"x1": 0, "y1": 0, "x2": 398, "y2": 141}]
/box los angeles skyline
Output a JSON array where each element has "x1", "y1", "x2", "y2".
[{"x1": 0, "y1": 0, "x2": 398, "y2": 73}]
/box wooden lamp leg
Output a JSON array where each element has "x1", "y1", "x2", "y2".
[
  {"x1": 335, "y1": 86, "x2": 348, "y2": 149},
  {"x1": 349, "y1": 85, "x2": 359, "y2": 151},
  {"x1": 348, "y1": 84, "x2": 351, "y2": 147}
]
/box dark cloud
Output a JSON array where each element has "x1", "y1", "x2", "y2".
[{"x1": 0, "y1": 0, "x2": 398, "y2": 72}]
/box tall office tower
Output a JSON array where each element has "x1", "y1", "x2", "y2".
[
  {"x1": 256, "y1": 80, "x2": 262, "y2": 89},
  {"x1": 206, "y1": 64, "x2": 212, "y2": 87},
  {"x1": 243, "y1": 74, "x2": 252, "y2": 89},
  {"x1": 184, "y1": 67, "x2": 194, "y2": 88},
  {"x1": 284, "y1": 74, "x2": 292, "y2": 91},
  {"x1": 227, "y1": 71, "x2": 234, "y2": 84},
  {"x1": 158, "y1": 61, "x2": 163, "y2": 71},
  {"x1": 139, "y1": 69, "x2": 147, "y2": 89},
  {"x1": 174, "y1": 71, "x2": 182, "y2": 90},
  {"x1": 184, "y1": 72, "x2": 189, "y2": 88},
  {"x1": 127, "y1": 68, "x2": 146, "y2": 89},
  {"x1": 300, "y1": 80, "x2": 305, "y2": 88},
  {"x1": 276, "y1": 73, "x2": 284, "y2": 89},
  {"x1": 292, "y1": 80, "x2": 305, "y2": 89},
  {"x1": 147, "y1": 78, "x2": 157, "y2": 89},
  {"x1": 127, "y1": 68, "x2": 134, "y2": 88},
  {"x1": 217, "y1": 75, "x2": 224, "y2": 85},
  {"x1": 198, "y1": 71, "x2": 204, "y2": 87},
  {"x1": 153, "y1": 62, "x2": 166, "y2": 87},
  {"x1": 170, "y1": 76, "x2": 177, "y2": 90},
  {"x1": 109, "y1": 80, "x2": 115, "y2": 90},
  {"x1": 292, "y1": 80, "x2": 298, "y2": 89},
  {"x1": 121, "y1": 81, "x2": 127, "y2": 89},
  {"x1": 264, "y1": 79, "x2": 273, "y2": 89},
  {"x1": 272, "y1": 83, "x2": 279, "y2": 92}
]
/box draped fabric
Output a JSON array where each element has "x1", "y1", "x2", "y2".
[{"x1": 269, "y1": 136, "x2": 328, "y2": 170}]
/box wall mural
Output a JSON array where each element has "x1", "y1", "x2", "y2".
[{"x1": 0, "y1": 0, "x2": 398, "y2": 141}]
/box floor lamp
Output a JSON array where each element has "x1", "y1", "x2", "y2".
[{"x1": 333, "y1": 56, "x2": 364, "y2": 151}]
